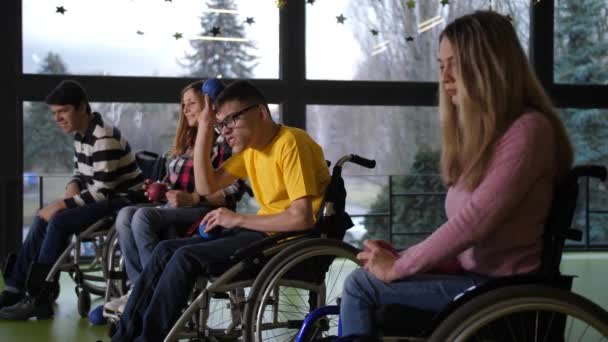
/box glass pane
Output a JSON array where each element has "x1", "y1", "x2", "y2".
[
  {"x1": 554, "y1": 0, "x2": 608, "y2": 84},
  {"x1": 308, "y1": 105, "x2": 443, "y2": 248},
  {"x1": 23, "y1": 0, "x2": 278, "y2": 78},
  {"x1": 559, "y1": 101, "x2": 608, "y2": 248},
  {"x1": 22, "y1": 101, "x2": 279, "y2": 232},
  {"x1": 560, "y1": 108, "x2": 608, "y2": 165},
  {"x1": 306, "y1": 0, "x2": 530, "y2": 81}
]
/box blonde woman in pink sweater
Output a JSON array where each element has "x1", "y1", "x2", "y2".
[{"x1": 340, "y1": 10, "x2": 574, "y2": 337}]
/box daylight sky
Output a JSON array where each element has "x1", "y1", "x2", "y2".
[{"x1": 22, "y1": 0, "x2": 361, "y2": 79}]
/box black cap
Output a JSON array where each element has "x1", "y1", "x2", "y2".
[{"x1": 45, "y1": 80, "x2": 91, "y2": 113}]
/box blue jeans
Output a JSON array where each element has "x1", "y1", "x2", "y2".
[
  {"x1": 115, "y1": 204, "x2": 212, "y2": 284},
  {"x1": 4, "y1": 197, "x2": 131, "y2": 291},
  {"x1": 111, "y1": 228, "x2": 266, "y2": 342},
  {"x1": 340, "y1": 269, "x2": 487, "y2": 336}
]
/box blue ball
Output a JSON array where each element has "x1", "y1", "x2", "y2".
[
  {"x1": 88, "y1": 304, "x2": 106, "y2": 325},
  {"x1": 199, "y1": 223, "x2": 221, "y2": 240},
  {"x1": 202, "y1": 78, "x2": 225, "y2": 102}
]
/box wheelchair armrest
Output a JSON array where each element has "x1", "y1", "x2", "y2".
[{"x1": 229, "y1": 229, "x2": 318, "y2": 262}]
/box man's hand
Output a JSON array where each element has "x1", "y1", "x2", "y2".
[
  {"x1": 201, "y1": 207, "x2": 243, "y2": 231},
  {"x1": 165, "y1": 190, "x2": 196, "y2": 208},
  {"x1": 357, "y1": 240, "x2": 400, "y2": 283},
  {"x1": 197, "y1": 95, "x2": 216, "y2": 128},
  {"x1": 38, "y1": 200, "x2": 67, "y2": 222},
  {"x1": 64, "y1": 182, "x2": 80, "y2": 199}
]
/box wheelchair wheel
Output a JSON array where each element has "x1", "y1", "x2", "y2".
[
  {"x1": 243, "y1": 238, "x2": 361, "y2": 342},
  {"x1": 77, "y1": 288, "x2": 92, "y2": 318},
  {"x1": 429, "y1": 284, "x2": 608, "y2": 342},
  {"x1": 102, "y1": 227, "x2": 129, "y2": 297},
  {"x1": 71, "y1": 221, "x2": 114, "y2": 297}
]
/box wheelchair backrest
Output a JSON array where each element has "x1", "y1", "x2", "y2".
[
  {"x1": 540, "y1": 165, "x2": 607, "y2": 276},
  {"x1": 135, "y1": 150, "x2": 167, "y2": 182}
]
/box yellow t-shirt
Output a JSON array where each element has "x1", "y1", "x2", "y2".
[{"x1": 222, "y1": 125, "x2": 330, "y2": 220}]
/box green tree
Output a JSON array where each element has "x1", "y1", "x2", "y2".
[
  {"x1": 23, "y1": 52, "x2": 73, "y2": 172},
  {"x1": 363, "y1": 149, "x2": 446, "y2": 248},
  {"x1": 555, "y1": 0, "x2": 608, "y2": 244},
  {"x1": 181, "y1": 0, "x2": 257, "y2": 78}
]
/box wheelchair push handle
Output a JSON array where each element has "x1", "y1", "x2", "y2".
[
  {"x1": 336, "y1": 154, "x2": 376, "y2": 169},
  {"x1": 571, "y1": 165, "x2": 607, "y2": 182}
]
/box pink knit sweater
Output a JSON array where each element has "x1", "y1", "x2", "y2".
[{"x1": 394, "y1": 112, "x2": 557, "y2": 278}]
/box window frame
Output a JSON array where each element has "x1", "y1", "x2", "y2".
[{"x1": 2, "y1": 0, "x2": 608, "y2": 257}]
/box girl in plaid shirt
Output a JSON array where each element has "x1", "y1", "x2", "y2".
[{"x1": 106, "y1": 81, "x2": 246, "y2": 314}]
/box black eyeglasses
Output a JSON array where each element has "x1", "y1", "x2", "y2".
[{"x1": 213, "y1": 104, "x2": 258, "y2": 133}]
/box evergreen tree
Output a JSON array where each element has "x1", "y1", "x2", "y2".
[
  {"x1": 23, "y1": 52, "x2": 73, "y2": 172},
  {"x1": 182, "y1": 0, "x2": 257, "y2": 78},
  {"x1": 363, "y1": 149, "x2": 446, "y2": 248},
  {"x1": 555, "y1": 0, "x2": 608, "y2": 244}
]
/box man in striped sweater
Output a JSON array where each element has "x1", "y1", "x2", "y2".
[{"x1": 0, "y1": 80, "x2": 143, "y2": 320}]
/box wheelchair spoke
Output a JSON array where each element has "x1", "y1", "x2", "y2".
[{"x1": 327, "y1": 259, "x2": 347, "y2": 302}]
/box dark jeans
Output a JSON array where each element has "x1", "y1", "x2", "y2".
[
  {"x1": 112, "y1": 228, "x2": 266, "y2": 342},
  {"x1": 4, "y1": 197, "x2": 131, "y2": 291}
]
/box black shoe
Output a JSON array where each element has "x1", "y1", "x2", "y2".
[
  {"x1": 0, "y1": 294, "x2": 53, "y2": 320},
  {"x1": 0, "y1": 290, "x2": 24, "y2": 309}
]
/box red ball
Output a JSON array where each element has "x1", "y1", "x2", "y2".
[{"x1": 147, "y1": 182, "x2": 168, "y2": 202}]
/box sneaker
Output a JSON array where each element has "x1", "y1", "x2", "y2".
[
  {"x1": 0, "y1": 291, "x2": 24, "y2": 310},
  {"x1": 103, "y1": 291, "x2": 130, "y2": 315},
  {"x1": 0, "y1": 294, "x2": 53, "y2": 320}
]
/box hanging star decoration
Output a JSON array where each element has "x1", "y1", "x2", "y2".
[
  {"x1": 370, "y1": 28, "x2": 379, "y2": 36},
  {"x1": 406, "y1": 36, "x2": 415, "y2": 42},
  {"x1": 406, "y1": 0, "x2": 416, "y2": 10},
  {"x1": 211, "y1": 26, "x2": 221, "y2": 36},
  {"x1": 276, "y1": 0, "x2": 287, "y2": 9},
  {"x1": 336, "y1": 14, "x2": 347, "y2": 24},
  {"x1": 173, "y1": 32, "x2": 183, "y2": 40},
  {"x1": 440, "y1": 0, "x2": 449, "y2": 6},
  {"x1": 307, "y1": 0, "x2": 316, "y2": 4},
  {"x1": 245, "y1": 17, "x2": 255, "y2": 25},
  {"x1": 56, "y1": 6, "x2": 67, "y2": 14},
  {"x1": 136, "y1": 30, "x2": 144, "y2": 35}
]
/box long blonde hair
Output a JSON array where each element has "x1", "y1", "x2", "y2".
[
  {"x1": 171, "y1": 81, "x2": 204, "y2": 156},
  {"x1": 438, "y1": 10, "x2": 573, "y2": 190}
]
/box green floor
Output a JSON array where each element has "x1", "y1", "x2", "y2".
[{"x1": 0, "y1": 274, "x2": 109, "y2": 342}]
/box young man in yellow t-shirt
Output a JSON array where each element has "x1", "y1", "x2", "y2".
[{"x1": 111, "y1": 81, "x2": 330, "y2": 341}]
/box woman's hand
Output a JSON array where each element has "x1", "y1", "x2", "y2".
[
  {"x1": 201, "y1": 207, "x2": 242, "y2": 231},
  {"x1": 166, "y1": 190, "x2": 195, "y2": 208},
  {"x1": 357, "y1": 239, "x2": 400, "y2": 283},
  {"x1": 142, "y1": 179, "x2": 152, "y2": 191}
]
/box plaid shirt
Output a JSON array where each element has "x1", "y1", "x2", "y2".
[{"x1": 167, "y1": 135, "x2": 239, "y2": 196}]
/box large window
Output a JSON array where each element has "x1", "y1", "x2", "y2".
[
  {"x1": 306, "y1": 0, "x2": 530, "y2": 81},
  {"x1": 307, "y1": 105, "x2": 444, "y2": 248},
  {"x1": 22, "y1": 0, "x2": 279, "y2": 78},
  {"x1": 6, "y1": 1, "x2": 608, "y2": 256},
  {"x1": 554, "y1": 0, "x2": 608, "y2": 84}
]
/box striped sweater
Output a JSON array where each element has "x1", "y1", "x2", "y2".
[{"x1": 64, "y1": 112, "x2": 144, "y2": 208}]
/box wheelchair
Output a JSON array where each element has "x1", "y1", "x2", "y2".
[
  {"x1": 158, "y1": 154, "x2": 376, "y2": 342},
  {"x1": 291, "y1": 165, "x2": 608, "y2": 341},
  {"x1": 0, "y1": 150, "x2": 167, "y2": 318}
]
